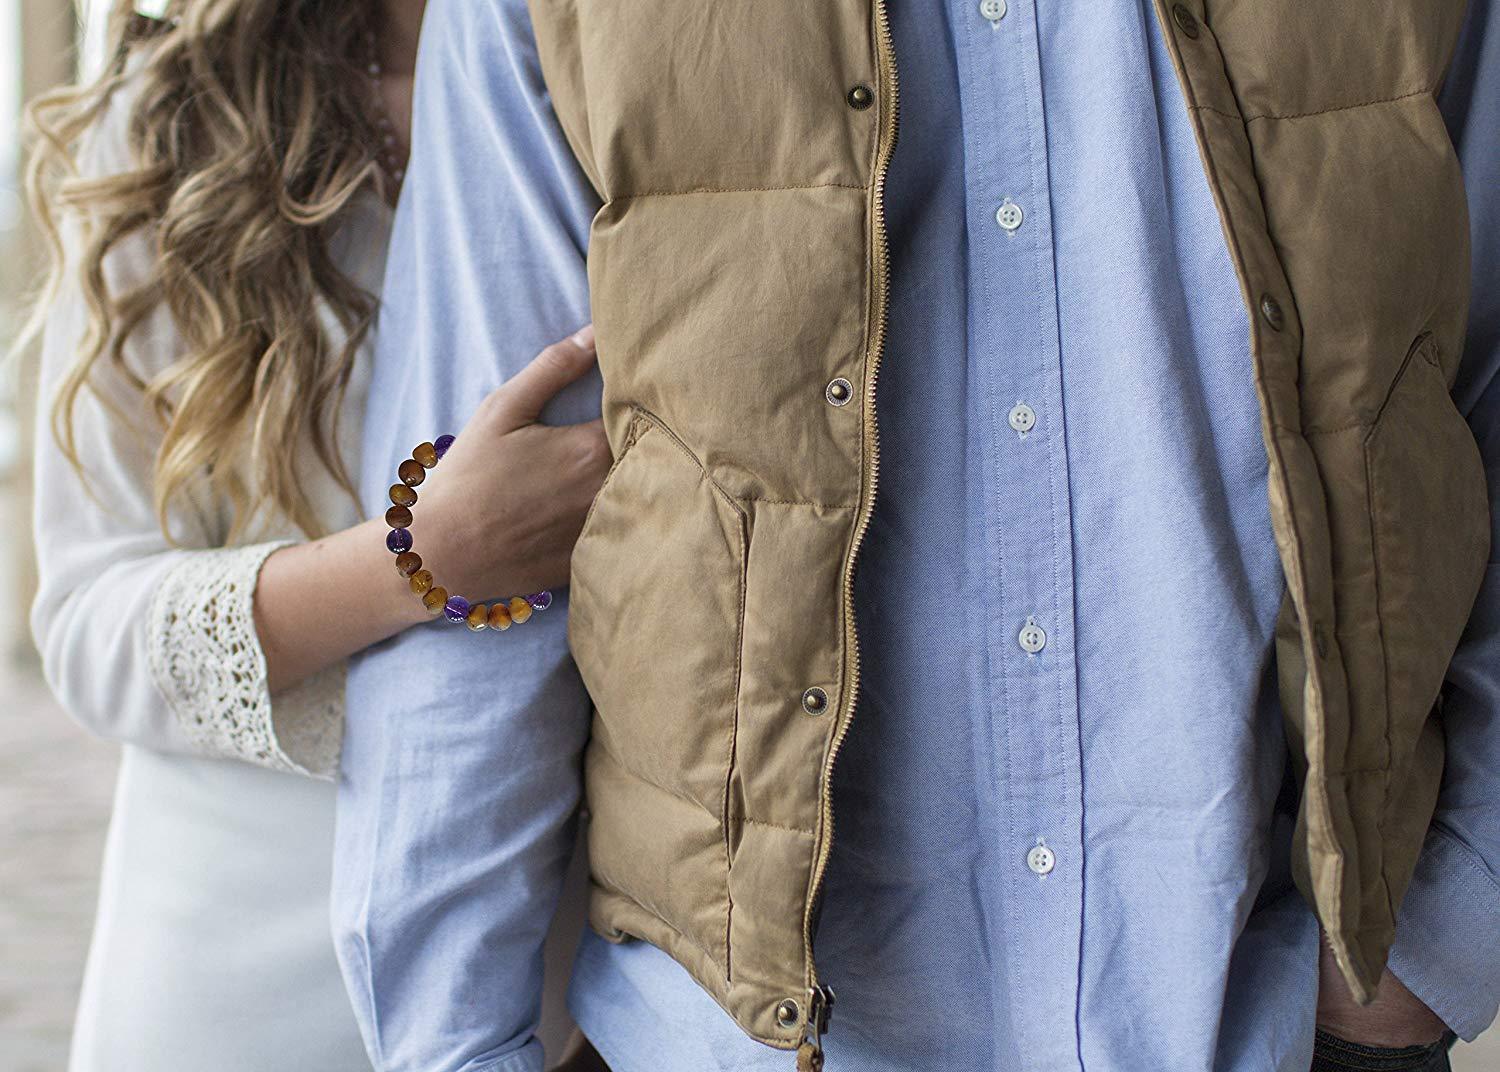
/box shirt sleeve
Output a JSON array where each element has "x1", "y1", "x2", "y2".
[
  {"x1": 30, "y1": 73, "x2": 338, "y2": 778},
  {"x1": 1385, "y1": 0, "x2": 1500, "y2": 1042},
  {"x1": 328, "y1": 1, "x2": 601, "y2": 1069}
]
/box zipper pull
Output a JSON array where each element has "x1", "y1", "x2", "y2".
[
  {"x1": 795, "y1": 986, "x2": 836, "y2": 1072},
  {"x1": 796, "y1": 1042, "x2": 823, "y2": 1072}
]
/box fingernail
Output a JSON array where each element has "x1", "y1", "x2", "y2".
[{"x1": 572, "y1": 324, "x2": 596, "y2": 350}]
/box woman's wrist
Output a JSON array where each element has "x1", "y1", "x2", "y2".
[
  {"x1": 383, "y1": 435, "x2": 552, "y2": 631},
  {"x1": 255, "y1": 517, "x2": 430, "y2": 694},
  {"x1": 325, "y1": 518, "x2": 429, "y2": 632}
]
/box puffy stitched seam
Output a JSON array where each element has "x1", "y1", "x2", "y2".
[
  {"x1": 1192, "y1": 84, "x2": 1435, "y2": 125},
  {"x1": 741, "y1": 816, "x2": 816, "y2": 838},
  {"x1": 590, "y1": 874, "x2": 733, "y2": 985},
  {"x1": 591, "y1": 732, "x2": 723, "y2": 828},
  {"x1": 742, "y1": 496, "x2": 857, "y2": 511},
  {"x1": 1296, "y1": 419, "x2": 1372, "y2": 439},
  {"x1": 604, "y1": 181, "x2": 867, "y2": 205}
]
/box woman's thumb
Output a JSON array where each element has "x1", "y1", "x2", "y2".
[{"x1": 490, "y1": 325, "x2": 597, "y2": 429}]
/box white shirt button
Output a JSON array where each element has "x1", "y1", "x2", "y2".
[
  {"x1": 980, "y1": 0, "x2": 1007, "y2": 22},
  {"x1": 1008, "y1": 402, "x2": 1036, "y2": 434},
  {"x1": 1027, "y1": 845, "x2": 1056, "y2": 876},
  {"x1": 996, "y1": 199, "x2": 1024, "y2": 232},
  {"x1": 1018, "y1": 619, "x2": 1047, "y2": 654}
]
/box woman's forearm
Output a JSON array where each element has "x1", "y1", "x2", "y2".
[{"x1": 254, "y1": 517, "x2": 430, "y2": 694}]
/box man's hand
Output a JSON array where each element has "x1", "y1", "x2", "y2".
[
  {"x1": 549, "y1": 1031, "x2": 611, "y2": 1072},
  {"x1": 1316, "y1": 933, "x2": 1449, "y2": 1047}
]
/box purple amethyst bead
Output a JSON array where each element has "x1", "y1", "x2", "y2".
[
  {"x1": 386, "y1": 528, "x2": 413, "y2": 554},
  {"x1": 444, "y1": 596, "x2": 471, "y2": 623},
  {"x1": 433, "y1": 434, "x2": 456, "y2": 460},
  {"x1": 526, "y1": 590, "x2": 554, "y2": 611}
]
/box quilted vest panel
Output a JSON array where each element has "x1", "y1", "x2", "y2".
[{"x1": 529, "y1": 0, "x2": 1484, "y2": 1048}]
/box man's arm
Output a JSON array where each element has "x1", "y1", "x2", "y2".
[
  {"x1": 1375, "y1": 0, "x2": 1500, "y2": 1043},
  {"x1": 331, "y1": 2, "x2": 601, "y2": 1070}
]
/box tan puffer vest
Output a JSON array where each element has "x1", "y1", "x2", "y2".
[{"x1": 528, "y1": 0, "x2": 1486, "y2": 1059}]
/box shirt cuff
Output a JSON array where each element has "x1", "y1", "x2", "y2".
[
  {"x1": 1386, "y1": 824, "x2": 1500, "y2": 1041},
  {"x1": 147, "y1": 540, "x2": 342, "y2": 778}
]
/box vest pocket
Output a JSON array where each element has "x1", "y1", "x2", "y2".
[
  {"x1": 1363, "y1": 333, "x2": 1489, "y2": 768},
  {"x1": 569, "y1": 407, "x2": 748, "y2": 967}
]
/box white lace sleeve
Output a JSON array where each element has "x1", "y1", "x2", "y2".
[{"x1": 146, "y1": 542, "x2": 345, "y2": 779}]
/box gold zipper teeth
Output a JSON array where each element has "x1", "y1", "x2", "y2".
[{"x1": 801, "y1": 0, "x2": 902, "y2": 1026}]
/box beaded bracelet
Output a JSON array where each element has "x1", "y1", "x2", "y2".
[{"x1": 385, "y1": 433, "x2": 553, "y2": 632}]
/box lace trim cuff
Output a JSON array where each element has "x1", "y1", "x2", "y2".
[{"x1": 146, "y1": 542, "x2": 343, "y2": 779}]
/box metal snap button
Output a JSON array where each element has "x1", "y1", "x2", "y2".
[
  {"x1": 776, "y1": 998, "x2": 801, "y2": 1029},
  {"x1": 802, "y1": 687, "x2": 830, "y2": 716},
  {"x1": 826, "y1": 378, "x2": 853, "y2": 406},
  {"x1": 847, "y1": 84, "x2": 875, "y2": 110},
  {"x1": 1259, "y1": 293, "x2": 1285, "y2": 332},
  {"x1": 1171, "y1": 3, "x2": 1201, "y2": 38}
]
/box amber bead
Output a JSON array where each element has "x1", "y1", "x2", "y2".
[
  {"x1": 488, "y1": 602, "x2": 513, "y2": 630},
  {"x1": 390, "y1": 483, "x2": 417, "y2": 508},
  {"x1": 409, "y1": 569, "x2": 434, "y2": 596},
  {"x1": 413, "y1": 441, "x2": 439, "y2": 469},
  {"x1": 394, "y1": 551, "x2": 423, "y2": 577},
  {"x1": 422, "y1": 585, "x2": 448, "y2": 614},
  {"x1": 398, "y1": 459, "x2": 426, "y2": 487},
  {"x1": 508, "y1": 596, "x2": 534, "y2": 625},
  {"x1": 385, "y1": 504, "x2": 414, "y2": 529},
  {"x1": 466, "y1": 604, "x2": 489, "y2": 631}
]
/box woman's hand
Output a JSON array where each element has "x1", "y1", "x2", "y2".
[
  {"x1": 412, "y1": 325, "x2": 611, "y2": 601},
  {"x1": 256, "y1": 327, "x2": 607, "y2": 694}
]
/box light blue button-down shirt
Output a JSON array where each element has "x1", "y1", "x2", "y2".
[{"x1": 332, "y1": 2, "x2": 1500, "y2": 1070}]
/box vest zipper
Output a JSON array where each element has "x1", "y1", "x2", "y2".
[
  {"x1": 795, "y1": 985, "x2": 836, "y2": 1071},
  {"x1": 798, "y1": 1, "x2": 900, "y2": 1065}
]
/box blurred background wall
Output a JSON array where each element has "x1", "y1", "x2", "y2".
[
  {"x1": 2, "y1": 6, "x2": 129, "y2": 1070},
  {"x1": 2, "y1": 1, "x2": 69, "y2": 636}
]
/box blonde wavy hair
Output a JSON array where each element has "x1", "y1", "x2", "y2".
[{"x1": 22, "y1": 0, "x2": 390, "y2": 541}]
